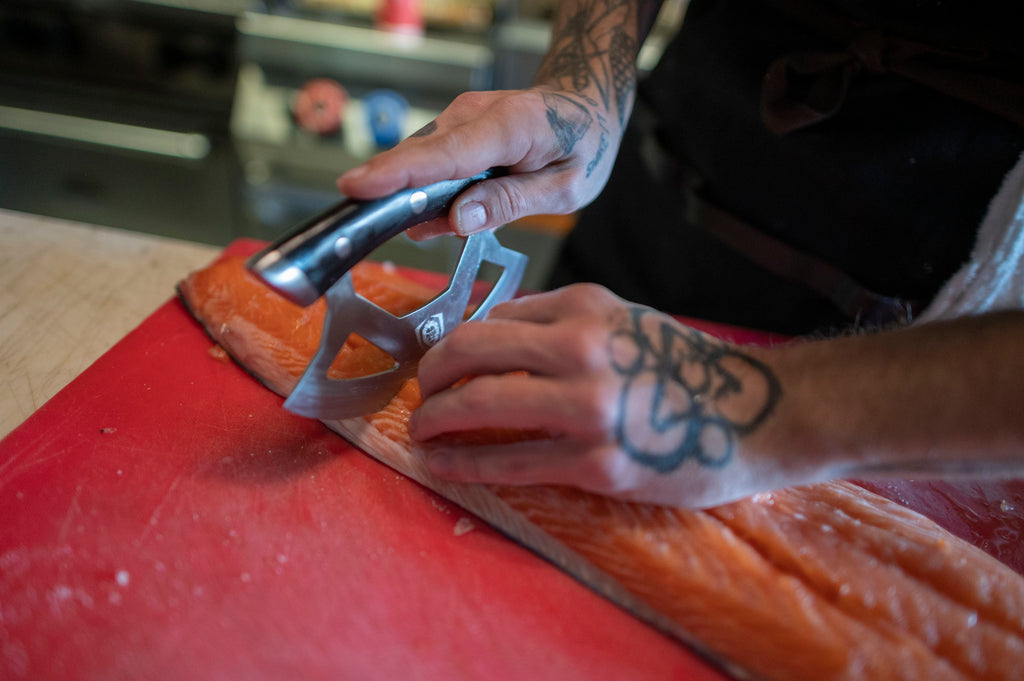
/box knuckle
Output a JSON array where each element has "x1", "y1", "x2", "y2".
[
  {"x1": 581, "y1": 447, "x2": 636, "y2": 496},
  {"x1": 417, "y1": 325, "x2": 476, "y2": 390},
  {"x1": 454, "y1": 452, "x2": 486, "y2": 482},
  {"x1": 545, "y1": 180, "x2": 583, "y2": 212},
  {"x1": 435, "y1": 321, "x2": 482, "y2": 355},
  {"x1": 495, "y1": 452, "x2": 534, "y2": 478},
  {"x1": 488, "y1": 92, "x2": 528, "y2": 121},
  {"x1": 569, "y1": 381, "x2": 618, "y2": 436},
  {"x1": 452, "y1": 376, "x2": 502, "y2": 414},
  {"x1": 485, "y1": 180, "x2": 528, "y2": 225},
  {"x1": 414, "y1": 359, "x2": 446, "y2": 399},
  {"x1": 560, "y1": 177, "x2": 596, "y2": 209},
  {"x1": 449, "y1": 90, "x2": 490, "y2": 114},
  {"x1": 554, "y1": 324, "x2": 605, "y2": 372},
  {"x1": 559, "y1": 283, "x2": 619, "y2": 313}
]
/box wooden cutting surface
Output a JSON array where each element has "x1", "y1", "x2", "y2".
[{"x1": 0, "y1": 209, "x2": 219, "y2": 439}]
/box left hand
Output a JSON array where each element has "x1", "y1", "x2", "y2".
[{"x1": 408, "y1": 284, "x2": 801, "y2": 508}]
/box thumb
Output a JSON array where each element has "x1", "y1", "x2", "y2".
[{"x1": 449, "y1": 172, "x2": 575, "y2": 235}]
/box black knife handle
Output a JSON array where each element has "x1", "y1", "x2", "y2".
[{"x1": 247, "y1": 168, "x2": 502, "y2": 307}]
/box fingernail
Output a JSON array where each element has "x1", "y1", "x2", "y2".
[
  {"x1": 457, "y1": 202, "x2": 487, "y2": 234},
  {"x1": 407, "y1": 411, "x2": 422, "y2": 439},
  {"x1": 339, "y1": 165, "x2": 367, "y2": 184}
]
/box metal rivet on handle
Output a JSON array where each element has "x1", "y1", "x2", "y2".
[
  {"x1": 409, "y1": 190, "x2": 428, "y2": 214},
  {"x1": 334, "y1": 236, "x2": 353, "y2": 259}
]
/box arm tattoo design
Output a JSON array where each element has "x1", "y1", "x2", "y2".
[
  {"x1": 585, "y1": 131, "x2": 610, "y2": 177},
  {"x1": 608, "y1": 307, "x2": 782, "y2": 474},
  {"x1": 536, "y1": 0, "x2": 641, "y2": 127},
  {"x1": 542, "y1": 91, "x2": 593, "y2": 155},
  {"x1": 608, "y1": 28, "x2": 638, "y2": 126},
  {"x1": 534, "y1": 1, "x2": 648, "y2": 176},
  {"x1": 542, "y1": 89, "x2": 612, "y2": 179}
]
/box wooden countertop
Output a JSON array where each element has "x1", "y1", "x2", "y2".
[{"x1": 0, "y1": 209, "x2": 219, "y2": 439}]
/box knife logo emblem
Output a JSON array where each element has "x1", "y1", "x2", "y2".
[{"x1": 416, "y1": 313, "x2": 445, "y2": 348}]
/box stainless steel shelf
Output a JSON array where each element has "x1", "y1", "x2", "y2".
[{"x1": 238, "y1": 11, "x2": 494, "y2": 97}]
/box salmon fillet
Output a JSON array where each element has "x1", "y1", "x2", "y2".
[{"x1": 178, "y1": 255, "x2": 1024, "y2": 681}]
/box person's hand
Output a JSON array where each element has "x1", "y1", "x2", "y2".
[
  {"x1": 337, "y1": 86, "x2": 623, "y2": 240},
  {"x1": 339, "y1": 0, "x2": 650, "y2": 238},
  {"x1": 408, "y1": 285, "x2": 816, "y2": 508}
]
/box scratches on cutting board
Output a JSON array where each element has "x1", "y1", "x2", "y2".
[
  {"x1": 138, "y1": 475, "x2": 183, "y2": 544},
  {"x1": 57, "y1": 484, "x2": 84, "y2": 546}
]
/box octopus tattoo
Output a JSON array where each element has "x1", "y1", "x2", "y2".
[{"x1": 608, "y1": 307, "x2": 782, "y2": 473}]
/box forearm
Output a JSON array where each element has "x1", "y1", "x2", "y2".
[
  {"x1": 534, "y1": 0, "x2": 663, "y2": 128},
  {"x1": 747, "y1": 311, "x2": 1024, "y2": 481}
]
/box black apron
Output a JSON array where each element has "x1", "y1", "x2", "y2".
[{"x1": 549, "y1": 0, "x2": 1024, "y2": 335}]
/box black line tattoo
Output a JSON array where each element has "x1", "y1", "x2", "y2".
[
  {"x1": 541, "y1": 8, "x2": 592, "y2": 93},
  {"x1": 585, "y1": 130, "x2": 609, "y2": 177},
  {"x1": 535, "y1": 0, "x2": 639, "y2": 124},
  {"x1": 542, "y1": 91, "x2": 593, "y2": 155},
  {"x1": 608, "y1": 307, "x2": 782, "y2": 473},
  {"x1": 410, "y1": 120, "x2": 437, "y2": 138},
  {"x1": 608, "y1": 27, "x2": 638, "y2": 127},
  {"x1": 533, "y1": 1, "x2": 648, "y2": 175}
]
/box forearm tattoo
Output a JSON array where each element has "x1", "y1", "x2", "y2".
[
  {"x1": 608, "y1": 307, "x2": 782, "y2": 473},
  {"x1": 536, "y1": 0, "x2": 641, "y2": 126},
  {"x1": 534, "y1": 1, "x2": 651, "y2": 177}
]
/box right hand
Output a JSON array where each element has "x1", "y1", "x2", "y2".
[{"x1": 337, "y1": 86, "x2": 624, "y2": 239}]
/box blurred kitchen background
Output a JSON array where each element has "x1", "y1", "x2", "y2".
[{"x1": 0, "y1": 0, "x2": 683, "y2": 288}]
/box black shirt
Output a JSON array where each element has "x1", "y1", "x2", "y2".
[{"x1": 551, "y1": 0, "x2": 1024, "y2": 335}]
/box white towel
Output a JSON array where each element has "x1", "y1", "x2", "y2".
[{"x1": 917, "y1": 151, "x2": 1024, "y2": 322}]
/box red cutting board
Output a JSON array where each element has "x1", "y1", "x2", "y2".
[
  {"x1": 3, "y1": 240, "x2": 1023, "y2": 681},
  {"x1": 0, "y1": 241, "x2": 727, "y2": 681}
]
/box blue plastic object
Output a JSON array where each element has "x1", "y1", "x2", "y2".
[{"x1": 364, "y1": 90, "x2": 409, "y2": 149}]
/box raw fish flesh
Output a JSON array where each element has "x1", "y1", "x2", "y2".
[{"x1": 178, "y1": 255, "x2": 1024, "y2": 681}]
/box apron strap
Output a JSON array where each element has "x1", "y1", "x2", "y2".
[
  {"x1": 689, "y1": 193, "x2": 918, "y2": 327},
  {"x1": 636, "y1": 108, "x2": 919, "y2": 328}
]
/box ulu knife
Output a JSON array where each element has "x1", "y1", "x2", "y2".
[
  {"x1": 245, "y1": 168, "x2": 527, "y2": 420},
  {"x1": 247, "y1": 168, "x2": 502, "y2": 307}
]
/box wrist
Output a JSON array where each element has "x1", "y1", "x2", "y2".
[{"x1": 734, "y1": 343, "x2": 856, "y2": 489}]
